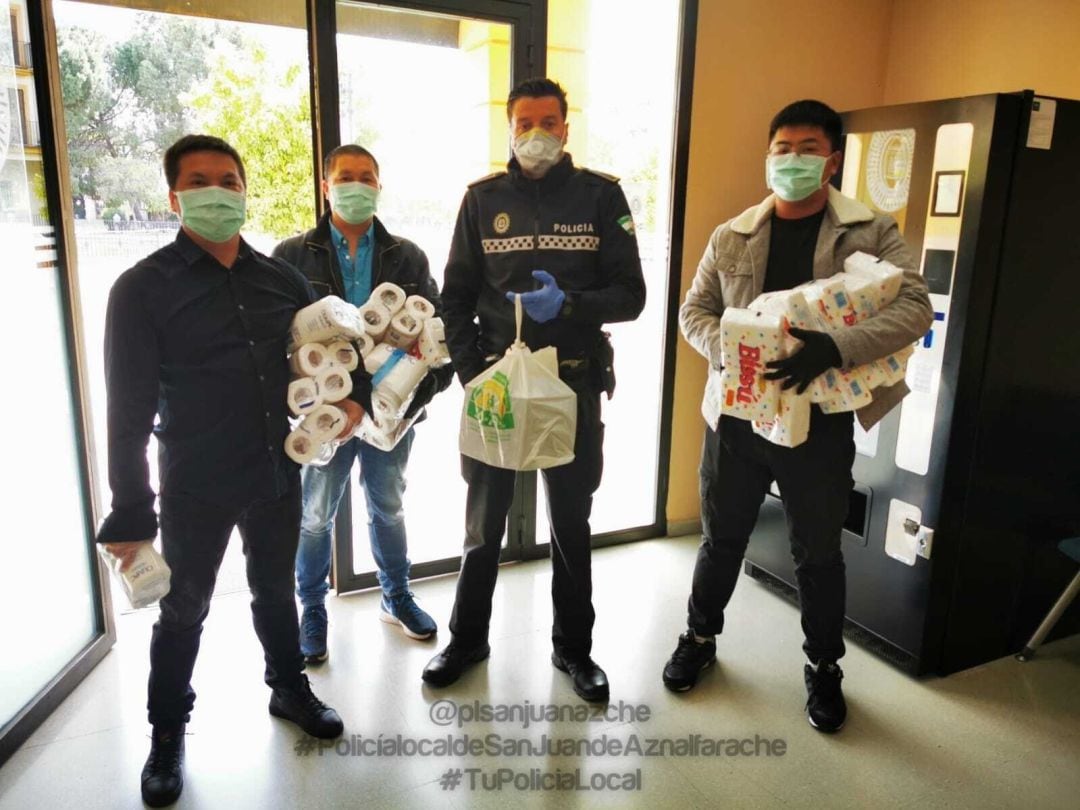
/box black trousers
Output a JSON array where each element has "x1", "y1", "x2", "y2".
[
  {"x1": 688, "y1": 409, "x2": 855, "y2": 663},
  {"x1": 147, "y1": 487, "x2": 305, "y2": 727},
  {"x1": 449, "y1": 388, "x2": 604, "y2": 659}
]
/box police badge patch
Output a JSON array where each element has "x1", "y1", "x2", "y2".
[
  {"x1": 617, "y1": 214, "x2": 635, "y2": 235},
  {"x1": 493, "y1": 212, "x2": 511, "y2": 234}
]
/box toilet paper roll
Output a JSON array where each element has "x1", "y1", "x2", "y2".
[
  {"x1": 404, "y1": 295, "x2": 435, "y2": 321},
  {"x1": 371, "y1": 349, "x2": 428, "y2": 417},
  {"x1": 287, "y1": 377, "x2": 323, "y2": 416},
  {"x1": 357, "y1": 301, "x2": 392, "y2": 342},
  {"x1": 371, "y1": 282, "x2": 407, "y2": 316},
  {"x1": 306, "y1": 440, "x2": 337, "y2": 467},
  {"x1": 718, "y1": 308, "x2": 784, "y2": 423},
  {"x1": 284, "y1": 426, "x2": 321, "y2": 464},
  {"x1": 384, "y1": 310, "x2": 423, "y2": 350},
  {"x1": 301, "y1": 404, "x2": 347, "y2": 442},
  {"x1": 316, "y1": 366, "x2": 353, "y2": 403},
  {"x1": 289, "y1": 296, "x2": 364, "y2": 350},
  {"x1": 415, "y1": 317, "x2": 451, "y2": 367},
  {"x1": 289, "y1": 343, "x2": 332, "y2": 377},
  {"x1": 363, "y1": 342, "x2": 396, "y2": 375},
  {"x1": 881, "y1": 344, "x2": 914, "y2": 386},
  {"x1": 357, "y1": 411, "x2": 419, "y2": 452},
  {"x1": 355, "y1": 331, "x2": 375, "y2": 361},
  {"x1": 325, "y1": 340, "x2": 359, "y2": 372}
]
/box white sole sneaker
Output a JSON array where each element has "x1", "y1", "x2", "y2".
[{"x1": 378, "y1": 606, "x2": 434, "y2": 640}]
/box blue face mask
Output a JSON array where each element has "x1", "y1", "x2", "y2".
[
  {"x1": 766, "y1": 153, "x2": 828, "y2": 202},
  {"x1": 175, "y1": 186, "x2": 246, "y2": 242}
]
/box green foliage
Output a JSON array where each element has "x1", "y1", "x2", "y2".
[{"x1": 185, "y1": 43, "x2": 314, "y2": 239}]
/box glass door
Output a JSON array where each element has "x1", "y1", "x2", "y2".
[
  {"x1": 0, "y1": 0, "x2": 112, "y2": 764},
  {"x1": 318, "y1": 0, "x2": 543, "y2": 592}
]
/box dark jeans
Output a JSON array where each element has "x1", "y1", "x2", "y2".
[
  {"x1": 449, "y1": 388, "x2": 604, "y2": 659},
  {"x1": 148, "y1": 487, "x2": 305, "y2": 727},
  {"x1": 688, "y1": 409, "x2": 855, "y2": 663}
]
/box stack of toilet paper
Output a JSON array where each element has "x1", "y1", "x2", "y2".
[
  {"x1": 354, "y1": 282, "x2": 450, "y2": 451},
  {"x1": 718, "y1": 252, "x2": 913, "y2": 448},
  {"x1": 283, "y1": 284, "x2": 450, "y2": 461}
]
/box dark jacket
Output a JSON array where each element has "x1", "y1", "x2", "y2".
[
  {"x1": 441, "y1": 154, "x2": 646, "y2": 392},
  {"x1": 272, "y1": 213, "x2": 454, "y2": 403}
]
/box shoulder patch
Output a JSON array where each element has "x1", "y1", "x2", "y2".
[
  {"x1": 468, "y1": 170, "x2": 508, "y2": 188},
  {"x1": 580, "y1": 167, "x2": 620, "y2": 184}
]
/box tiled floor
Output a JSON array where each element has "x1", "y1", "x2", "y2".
[{"x1": 2, "y1": 534, "x2": 1078, "y2": 809}]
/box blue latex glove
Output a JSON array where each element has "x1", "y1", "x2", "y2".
[{"x1": 506, "y1": 270, "x2": 565, "y2": 323}]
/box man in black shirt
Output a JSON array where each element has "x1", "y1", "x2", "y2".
[{"x1": 98, "y1": 135, "x2": 368, "y2": 807}]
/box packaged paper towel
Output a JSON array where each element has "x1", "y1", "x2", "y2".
[
  {"x1": 752, "y1": 385, "x2": 811, "y2": 448},
  {"x1": 842, "y1": 251, "x2": 903, "y2": 310},
  {"x1": 370, "y1": 348, "x2": 428, "y2": 417},
  {"x1": 413, "y1": 316, "x2": 451, "y2": 367},
  {"x1": 718, "y1": 308, "x2": 784, "y2": 423}
]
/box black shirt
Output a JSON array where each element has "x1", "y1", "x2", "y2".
[
  {"x1": 97, "y1": 231, "x2": 320, "y2": 543},
  {"x1": 763, "y1": 209, "x2": 826, "y2": 293}
]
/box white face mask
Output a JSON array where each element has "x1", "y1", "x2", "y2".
[{"x1": 512, "y1": 128, "x2": 564, "y2": 176}]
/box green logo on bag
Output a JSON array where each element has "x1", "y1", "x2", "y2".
[{"x1": 467, "y1": 371, "x2": 515, "y2": 429}]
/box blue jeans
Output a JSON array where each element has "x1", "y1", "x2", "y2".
[{"x1": 295, "y1": 430, "x2": 414, "y2": 607}]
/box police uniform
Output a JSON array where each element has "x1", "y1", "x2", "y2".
[{"x1": 441, "y1": 153, "x2": 645, "y2": 659}]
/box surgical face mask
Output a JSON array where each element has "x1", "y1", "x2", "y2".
[
  {"x1": 766, "y1": 153, "x2": 828, "y2": 202},
  {"x1": 175, "y1": 186, "x2": 246, "y2": 243},
  {"x1": 512, "y1": 128, "x2": 564, "y2": 176},
  {"x1": 329, "y1": 181, "x2": 379, "y2": 225}
]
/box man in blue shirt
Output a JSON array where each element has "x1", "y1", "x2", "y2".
[{"x1": 274, "y1": 145, "x2": 452, "y2": 660}]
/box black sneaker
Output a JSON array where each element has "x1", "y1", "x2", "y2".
[
  {"x1": 662, "y1": 630, "x2": 716, "y2": 692},
  {"x1": 269, "y1": 674, "x2": 344, "y2": 739},
  {"x1": 300, "y1": 604, "x2": 328, "y2": 664},
  {"x1": 141, "y1": 724, "x2": 185, "y2": 808},
  {"x1": 551, "y1": 652, "x2": 609, "y2": 703},
  {"x1": 421, "y1": 641, "x2": 490, "y2": 687},
  {"x1": 804, "y1": 660, "x2": 846, "y2": 733}
]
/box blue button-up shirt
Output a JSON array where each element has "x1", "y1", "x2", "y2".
[{"x1": 330, "y1": 221, "x2": 374, "y2": 306}]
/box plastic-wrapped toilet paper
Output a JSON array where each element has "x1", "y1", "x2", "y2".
[
  {"x1": 289, "y1": 296, "x2": 364, "y2": 350},
  {"x1": 285, "y1": 425, "x2": 321, "y2": 464},
  {"x1": 325, "y1": 340, "x2": 359, "y2": 372},
  {"x1": 842, "y1": 251, "x2": 903, "y2": 310},
  {"x1": 363, "y1": 342, "x2": 396, "y2": 375},
  {"x1": 357, "y1": 410, "x2": 419, "y2": 452},
  {"x1": 301, "y1": 403, "x2": 346, "y2": 442},
  {"x1": 752, "y1": 385, "x2": 811, "y2": 448},
  {"x1": 289, "y1": 343, "x2": 332, "y2": 377},
  {"x1": 371, "y1": 348, "x2": 428, "y2": 418},
  {"x1": 315, "y1": 366, "x2": 352, "y2": 403},
  {"x1": 718, "y1": 308, "x2": 784, "y2": 423},
  {"x1": 404, "y1": 295, "x2": 435, "y2": 321},
  {"x1": 287, "y1": 377, "x2": 322, "y2": 416},
  {"x1": 384, "y1": 310, "x2": 423, "y2": 350},
  {"x1": 371, "y1": 282, "x2": 406, "y2": 316},
  {"x1": 355, "y1": 332, "x2": 375, "y2": 361},
  {"x1": 357, "y1": 301, "x2": 392, "y2": 342},
  {"x1": 414, "y1": 316, "x2": 451, "y2": 367}
]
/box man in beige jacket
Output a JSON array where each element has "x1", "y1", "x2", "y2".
[{"x1": 663, "y1": 100, "x2": 932, "y2": 733}]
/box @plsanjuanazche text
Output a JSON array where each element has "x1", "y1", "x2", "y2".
[{"x1": 297, "y1": 733, "x2": 788, "y2": 758}]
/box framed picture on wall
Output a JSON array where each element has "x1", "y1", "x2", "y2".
[{"x1": 931, "y1": 170, "x2": 966, "y2": 217}]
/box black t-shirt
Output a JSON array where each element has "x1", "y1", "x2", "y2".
[{"x1": 763, "y1": 209, "x2": 826, "y2": 293}]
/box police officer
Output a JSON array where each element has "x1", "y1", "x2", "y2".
[{"x1": 422, "y1": 78, "x2": 645, "y2": 701}]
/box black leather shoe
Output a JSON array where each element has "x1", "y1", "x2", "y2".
[
  {"x1": 804, "y1": 661, "x2": 847, "y2": 733},
  {"x1": 421, "y1": 641, "x2": 490, "y2": 687},
  {"x1": 662, "y1": 630, "x2": 717, "y2": 692},
  {"x1": 269, "y1": 675, "x2": 344, "y2": 739},
  {"x1": 141, "y1": 724, "x2": 185, "y2": 808},
  {"x1": 552, "y1": 651, "x2": 609, "y2": 703}
]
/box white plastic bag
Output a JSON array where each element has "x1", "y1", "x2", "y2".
[{"x1": 459, "y1": 296, "x2": 577, "y2": 470}]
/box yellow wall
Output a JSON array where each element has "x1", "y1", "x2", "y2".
[
  {"x1": 668, "y1": 0, "x2": 1080, "y2": 527},
  {"x1": 882, "y1": 0, "x2": 1080, "y2": 104},
  {"x1": 667, "y1": 0, "x2": 893, "y2": 525}
]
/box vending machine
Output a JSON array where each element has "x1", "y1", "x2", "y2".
[{"x1": 744, "y1": 91, "x2": 1080, "y2": 675}]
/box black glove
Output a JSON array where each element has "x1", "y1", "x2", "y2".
[
  {"x1": 763, "y1": 327, "x2": 842, "y2": 394},
  {"x1": 404, "y1": 373, "x2": 440, "y2": 420}
]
